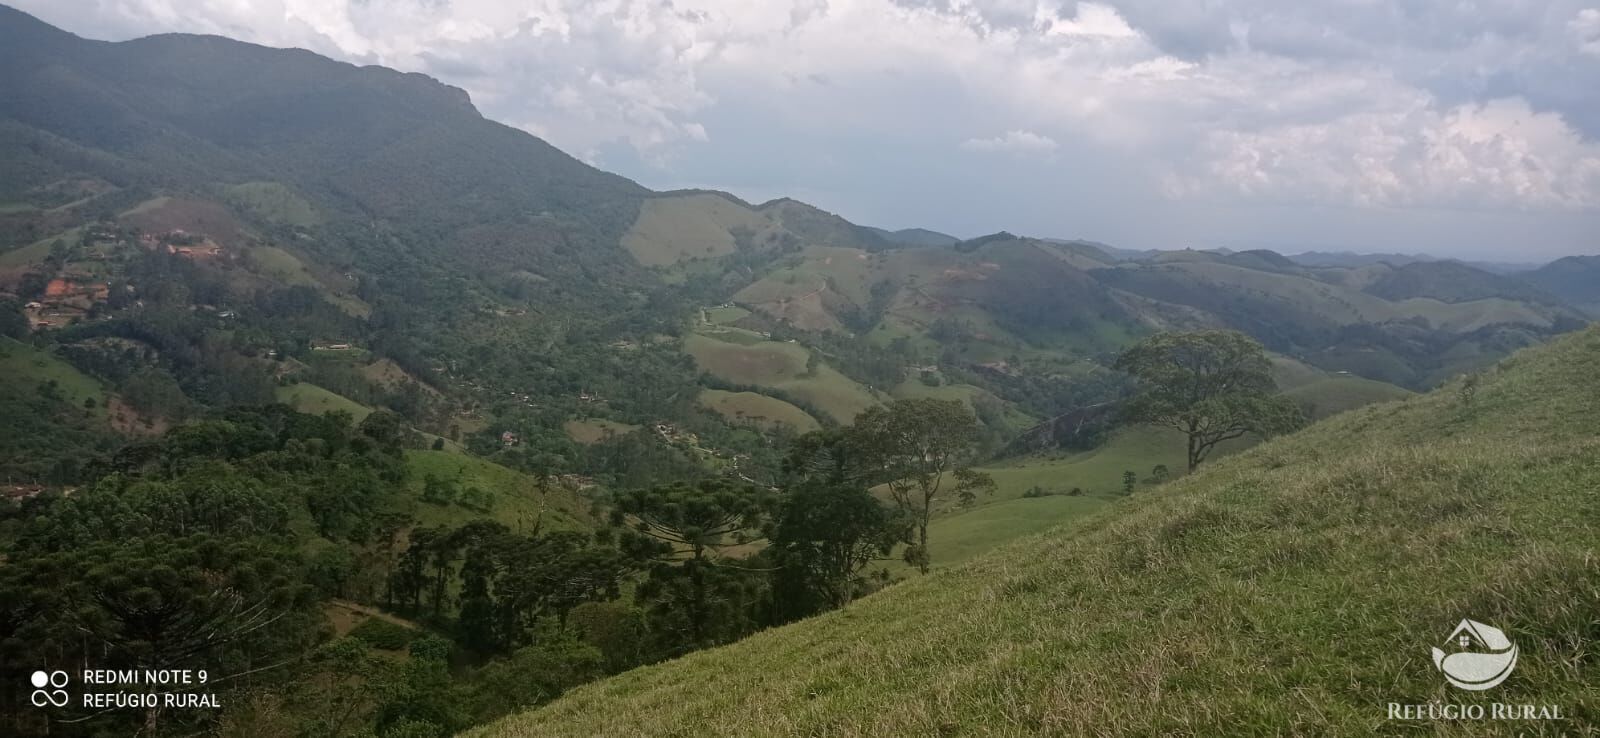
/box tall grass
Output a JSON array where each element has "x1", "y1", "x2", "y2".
[{"x1": 476, "y1": 328, "x2": 1600, "y2": 736}]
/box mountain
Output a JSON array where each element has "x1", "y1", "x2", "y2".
[
  {"x1": 0, "y1": 3, "x2": 650, "y2": 301},
  {"x1": 0, "y1": 2, "x2": 1589, "y2": 550},
  {"x1": 1287, "y1": 250, "x2": 1433, "y2": 268},
  {"x1": 1360, "y1": 259, "x2": 1563, "y2": 305},
  {"x1": 1517, "y1": 255, "x2": 1600, "y2": 315},
  {"x1": 864, "y1": 226, "x2": 960, "y2": 247},
  {"x1": 3, "y1": 9, "x2": 1597, "y2": 736},
  {"x1": 478, "y1": 325, "x2": 1600, "y2": 736}
]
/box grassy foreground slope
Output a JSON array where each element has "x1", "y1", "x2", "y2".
[{"x1": 479, "y1": 327, "x2": 1600, "y2": 736}]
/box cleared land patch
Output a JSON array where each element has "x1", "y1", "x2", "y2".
[
  {"x1": 698, "y1": 389, "x2": 820, "y2": 433},
  {"x1": 275, "y1": 382, "x2": 373, "y2": 421},
  {"x1": 622, "y1": 193, "x2": 776, "y2": 267},
  {"x1": 683, "y1": 334, "x2": 880, "y2": 422},
  {"x1": 404, "y1": 450, "x2": 590, "y2": 533}
]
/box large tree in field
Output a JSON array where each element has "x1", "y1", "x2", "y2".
[
  {"x1": 1114, "y1": 330, "x2": 1304, "y2": 473},
  {"x1": 769, "y1": 482, "x2": 902, "y2": 616},
  {"x1": 848, "y1": 399, "x2": 992, "y2": 573}
]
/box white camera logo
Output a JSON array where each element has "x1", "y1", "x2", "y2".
[{"x1": 30, "y1": 670, "x2": 70, "y2": 707}]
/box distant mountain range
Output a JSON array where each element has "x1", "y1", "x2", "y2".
[{"x1": 0, "y1": 1, "x2": 1594, "y2": 453}]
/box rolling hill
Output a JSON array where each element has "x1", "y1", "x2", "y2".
[
  {"x1": 1517, "y1": 255, "x2": 1600, "y2": 316},
  {"x1": 3, "y1": 3, "x2": 1589, "y2": 474},
  {"x1": 478, "y1": 326, "x2": 1600, "y2": 737}
]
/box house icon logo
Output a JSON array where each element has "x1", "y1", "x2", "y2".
[{"x1": 1431, "y1": 619, "x2": 1518, "y2": 691}]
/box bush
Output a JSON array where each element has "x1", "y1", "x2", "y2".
[{"x1": 350, "y1": 617, "x2": 419, "y2": 650}]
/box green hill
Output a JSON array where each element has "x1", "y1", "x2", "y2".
[
  {"x1": 1517, "y1": 255, "x2": 1600, "y2": 316},
  {"x1": 478, "y1": 327, "x2": 1600, "y2": 736},
  {"x1": 1286, "y1": 374, "x2": 1415, "y2": 420},
  {"x1": 403, "y1": 450, "x2": 592, "y2": 533},
  {"x1": 1363, "y1": 260, "x2": 1559, "y2": 305}
]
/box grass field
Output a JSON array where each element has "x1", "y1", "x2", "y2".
[
  {"x1": 704, "y1": 305, "x2": 751, "y2": 325},
  {"x1": 0, "y1": 337, "x2": 108, "y2": 416},
  {"x1": 480, "y1": 325, "x2": 1600, "y2": 737},
  {"x1": 684, "y1": 334, "x2": 879, "y2": 422},
  {"x1": 698, "y1": 389, "x2": 820, "y2": 433},
  {"x1": 0, "y1": 227, "x2": 82, "y2": 270},
  {"x1": 249, "y1": 245, "x2": 370, "y2": 317},
  {"x1": 890, "y1": 379, "x2": 1036, "y2": 435},
  {"x1": 910, "y1": 494, "x2": 1114, "y2": 570},
  {"x1": 978, "y1": 427, "x2": 1190, "y2": 501},
  {"x1": 274, "y1": 382, "x2": 373, "y2": 421},
  {"x1": 223, "y1": 181, "x2": 321, "y2": 227},
  {"x1": 622, "y1": 193, "x2": 777, "y2": 267},
  {"x1": 403, "y1": 450, "x2": 591, "y2": 533},
  {"x1": 1287, "y1": 375, "x2": 1415, "y2": 420}
]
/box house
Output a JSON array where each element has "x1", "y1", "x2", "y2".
[
  {"x1": 2, "y1": 484, "x2": 45, "y2": 500},
  {"x1": 500, "y1": 430, "x2": 520, "y2": 447}
]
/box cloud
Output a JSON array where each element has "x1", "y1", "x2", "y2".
[
  {"x1": 13, "y1": 0, "x2": 1600, "y2": 256},
  {"x1": 1168, "y1": 98, "x2": 1600, "y2": 211},
  {"x1": 961, "y1": 130, "x2": 1060, "y2": 153},
  {"x1": 1573, "y1": 9, "x2": 1600, "y2": 56}
]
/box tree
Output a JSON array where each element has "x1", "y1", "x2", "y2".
[
  {"x1": 769, "y1": 482, "x2": 902, "y2": 617},
  {"x1": 954, "y1": 467, "x2": 997, "y2": 508},
  {"x1": 0, "y1": 299, "x2": 27, "y2": 339},
  {"x1": 1151, "y1": 464, "x2": 1171, "y2": 483},
  {"x1": 612, "y1": 480, "x2": 772, "y2": 563},
  {"x1": 613, "y1": 480, "x2": 773, "y2": 647},
  {"x1": 847, "y1": 399, "x2": 990, "y2": 573},
  {"x1": 1114, "y1": 331, "x2": 1304, "y2": 472},
  {"x1": 1122, "y1": 470, "x2": 1137, "y2": 494}
]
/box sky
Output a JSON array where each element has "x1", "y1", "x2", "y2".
[{"x1": 13, "y1": 0, "x2": 1600, "y2": 260}]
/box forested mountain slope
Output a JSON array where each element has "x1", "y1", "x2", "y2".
[{"x1": 481, "y1": 326, "x2": 1600, "y2": 736}]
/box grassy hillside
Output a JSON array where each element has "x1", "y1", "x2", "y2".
[
  {"x1": 0, "y1": 336, "x2": 108, "y2": 413},
  {"x1": 1518, "y1": 255, "x2": 1600, "y2": 315},
  {"x1": 479, "y1": 327, "x2": 1600, "y2": 736},
  {"x1": 979, "y1": 427, "x2": 1188, "y2": 501},
  {"x1": 698, "y1": 389, "x2": 820, "y2": 433},
  {"x1": 404, "y1": 450, "x2": 592, "y2": 533},
  {"x1": 275, "y1": 382, "x2": 374, "y2": 421},
  {"x1": 622, "y1": 193, "x2": 777, "y2": 267},
  {"x1": 684, "y1": 333, "x2": 879, "y2": 423},
  {"x1": 1286, "y1": 375, "x2": 1416, "y2": 420}
]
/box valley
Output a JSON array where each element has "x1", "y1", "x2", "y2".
[{"x1": 0, "y1": 4, "x2": 1595, "y2": 737}]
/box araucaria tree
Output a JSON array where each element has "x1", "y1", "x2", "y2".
[
  {"x1": 613, "y1": 480, "x2": 774, "y2": 649},
  {"x1": 1114, "y1": 330, "x2": 1304, "y2": 472},
  {"x1": 848, "y1": 399, "x2": 993, "y2": 573}
]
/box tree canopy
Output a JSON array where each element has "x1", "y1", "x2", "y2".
[{"x1": 1114, "y1": 330, "x2": 1304, "y2": 472}]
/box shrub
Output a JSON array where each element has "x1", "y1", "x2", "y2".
[{"x1": 350, "y1": 617, "x2": 418, "y2": 650}]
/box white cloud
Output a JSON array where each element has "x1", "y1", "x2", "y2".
[
  {"x1": 1036, "y1": 2, "x2": 1137, "y2": 39},
  {"x1": 1573, "y1": 9, "x2": 1600, "y2": 56},
  {"x1": 13, "y1": 0, "x2": 1600, "y2": 227},
  {"x1": 961, "y1": 129, "x2": 1060, "y2": 153},
  {"x1": 1168, "y1": 98, "x2": 1600, "y2": 210}
]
